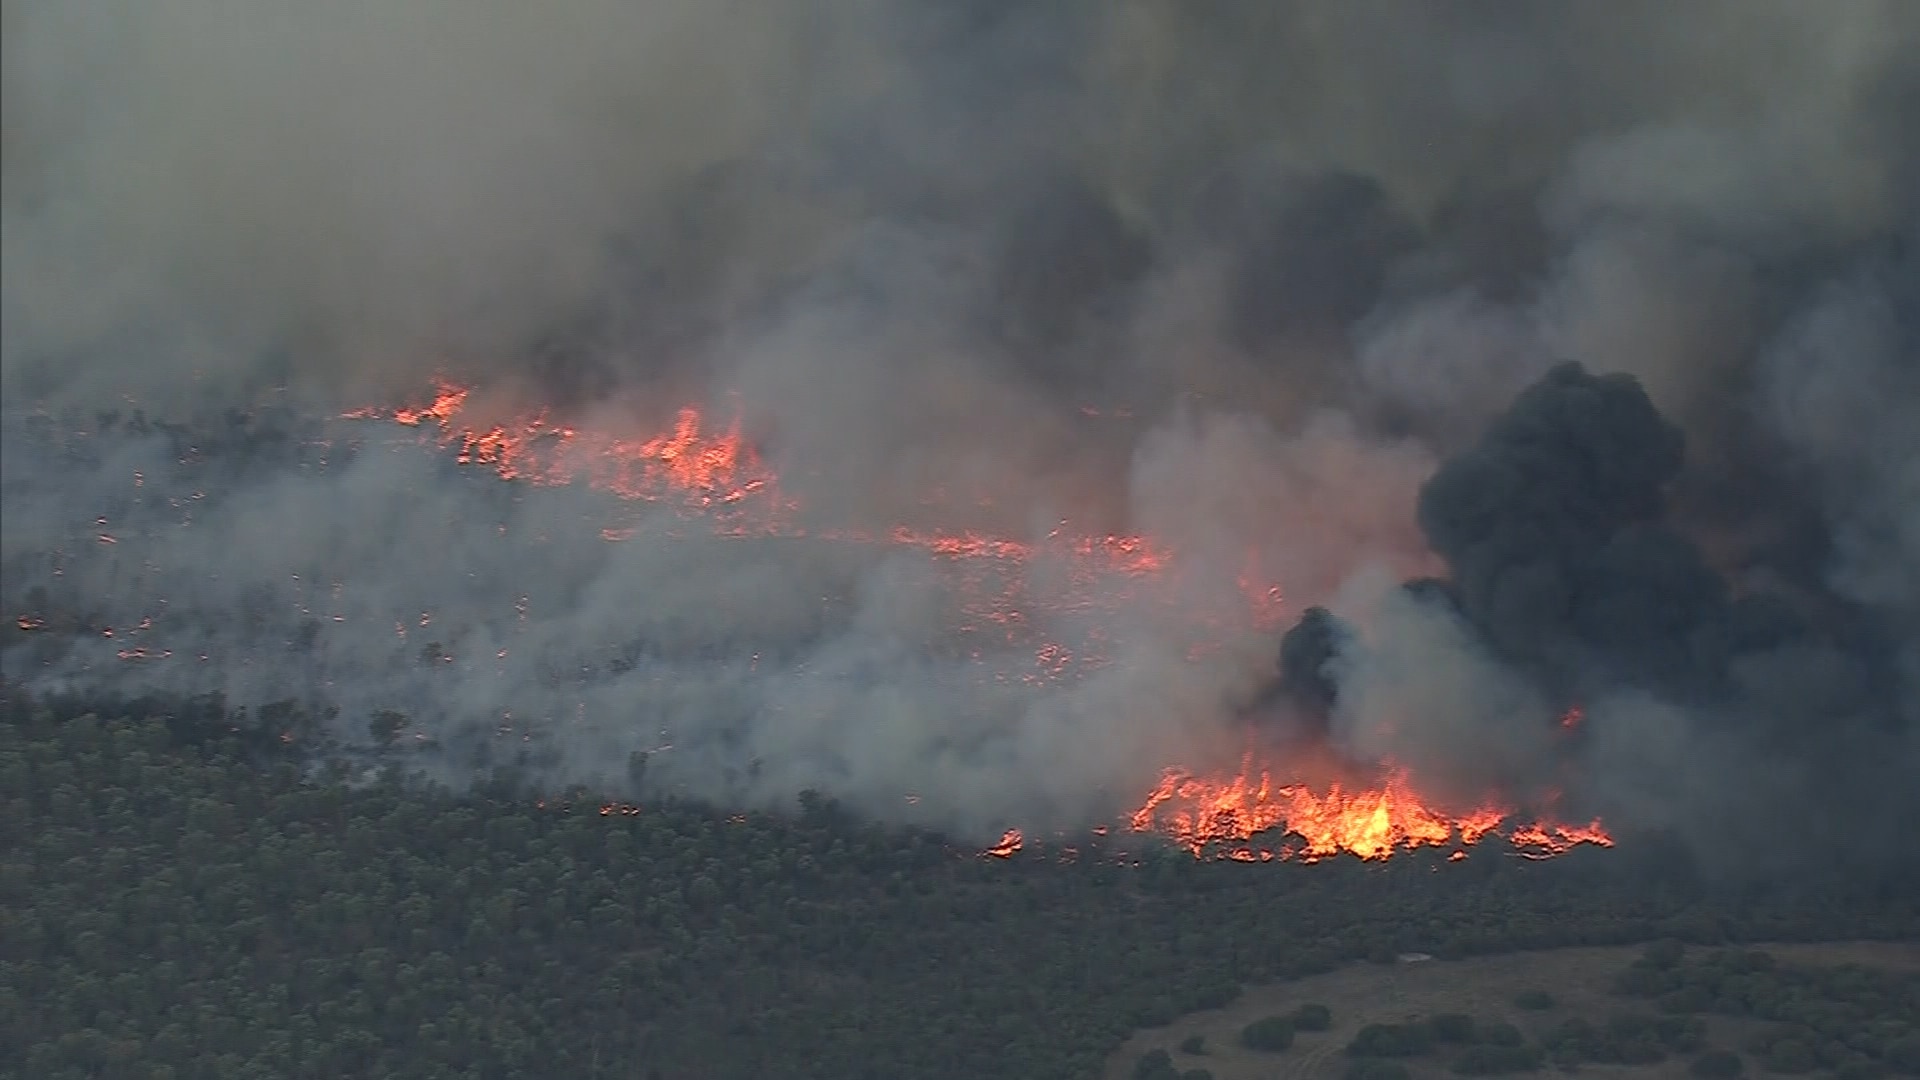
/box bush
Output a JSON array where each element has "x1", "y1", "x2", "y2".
[
  {"x1": 1641, "y1": 940, "x2": 1687, "y2": 971},
  {"x1": 1617, "y1": 1040, "x2": 1668, "y2": 1065},
  {"x1": 1349, "y1": 1023, "x2": 1435, "y2": 1058},
  {"x1": 1178, "y1": 1034, "x2": 1205, "y2": 1055},
  {"x1": 1613, "y1": 965, "x2": 1683, "y2": 998},
  {"x1": 1546, "y1": 1017, "x2": 1597, "y2": 1049},
  {"x1": 1886, "y1": 1036, "x2": 1920, "y2": 1075},
  {"x1": 1765, "y1": 1039, "x2": 1817, "y2": 1074},
  {"x1": 1655, "y1": 1015, "x2": 1707, "y2": 1053},
  {"x1": 1345, "y1": 1062, "x2": 1412, "y2": 1080},
  {"x1": 1452, "y1": 1044, "x2": 1546, "y2": 1076},
  {"x1": 1690, "y1": 1050, "x2": 1744, "y2": 1078},
  {"x1": 1190, "y1": 983, "x2": 1241, "y2": 1011},
  {"x1": 1660, "y1": 986, "x2": 1714, "y2": 1014},
  {"x1": 1135, "y1": 997, "x2": 1179, "y2": 1028},
  {"x1": 1513, "y1": 990, "x2": 1557, "y2": 1011},
  {"x1": 1241, "y1": 1016, "x2": 1296, "y2": 1052},
  {"x1": 1430, "y1": 1014, "x2": 1479, "y2": 1044},
  {"x1": 1293, "y1": 1003, "x2": 1334, "y2": 1031},
  {"x1": 1134, "y1": 1049, "x2": 1177, "y2": 1080},
  {"x1": 1606, "y1": 1012, "x2": 1656, "y2": 1041},
  {"x1": 1483, "y1": 1022, "x2": 1525, "y2": 1048}
]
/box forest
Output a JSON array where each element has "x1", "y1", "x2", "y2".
[{"x1": 4, "y1": 686, "x2": 1916, "y2": 1080}]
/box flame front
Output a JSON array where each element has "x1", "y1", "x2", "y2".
[
  {"x1": 1126, "y1": 754, "x2": 1610, "y2": 862},
  {"x1": 350, "y1": 379, "x2": 780, "y2": 516}
]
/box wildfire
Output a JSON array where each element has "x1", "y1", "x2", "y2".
[
  {"x1": 1508, "y1": 819, "x2": 1616, "y2": 859},
  {"x1": 335, "y1": 377, "x2": 1615, "y2": 866},
  {"x1": 344, "y1": 379, "x2": 1174, "y2": 575},
  {"x1": 346, "y1": 378, "x2": 781, "y2": 516},
  {"x1": 1125, "y1": 754, "x2": 1612, "y2": 862}
]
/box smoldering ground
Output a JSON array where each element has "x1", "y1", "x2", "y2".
[{"x1": 3, "y1": 2, "x2": 1917, "y2": 859}]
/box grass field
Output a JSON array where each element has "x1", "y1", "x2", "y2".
[{"x1": 1105, "y1": 941, "x2": 1920, "y2": 1080}]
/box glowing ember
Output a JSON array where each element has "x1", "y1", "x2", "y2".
[
  {"x1": 982, "y1": 828, "x2": 1024, "y2": 858},
  {"x1": 1127, "y1": 753, "x2": 1611, "y2": 862}
]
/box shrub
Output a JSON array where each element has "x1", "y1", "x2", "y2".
[
  {"x1": 1190, "y1": 983, "x2": 1241, "y2": 1011},
  {"x1": 1617, "y1": 1040, "x2": 1668, "y2": 1065},
  {"x1": 1135, "y1": 997, "x2": 1178, "y2": 1028},
  {"x1": 1429, "y1": 1014, "x2": 1479, "y2": 1044},
  {"x1": 1765, "y1": 1038, "x2": 1817, "y2": 1074},
  {"x1": 1655, "y1": 1015, "x2": 1707, "y2": 1052},
  {"x1": 1885, "y1": 1036, "x2": 1920, "y2": 1075},
  {"x1": 1483, "y1": 1022, "x2": 1525, "y2": 1048},
  {"x1": 1548, "y1": 1017, "x2": 1597, "y2": 1045},
  {"x1": 1134, "y1": 1049, "x2": 1176, "y2": 1080},
  {"x1": 1613, "y1": 966, "x2": 1683, "y2": 997},
  {"x1": 1690, "y1": 1050, "x2": 1744, "y2": 1078},
  {"x1": 1178, "y1": 1034, "x2": 1205, "y2": 1055},
  {"x1": 1452, "y1": 1044, "x2": 1546, "y2": 1076},
  {"x1": 1349, "y1": 1023, "x2": 1434, "y2": 1058},
  {"x1": 1241, "y1": 1016, "x2": 1296, "y2": 1052},
  {"x1": 1293, "y1": 1003, "x2": 1334, "y2": 1031},
  {"x1": 1659, "y1": 986, "x2": 1714, "y2": 1014},
  {"x1": 1513, "y1": 990, "x2": 1557, "y2": 1011},
  {"x1": 1345, "y1": 1062, "x2": 1412, "y2": 1080},
  {"x1": 1641, "y1": 940, "x2": 1687, "y2": 971}
]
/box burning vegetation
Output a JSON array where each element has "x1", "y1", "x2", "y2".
[
  {"x1": 0, "y1": 374, "x2": 1624, "y2": 865},
  {"x1": 330, "y1": 378, "x2": 1615, "y2": 864}
]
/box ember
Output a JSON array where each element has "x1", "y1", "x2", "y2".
[{"x1": 982, "y1": 828, "x2": 1024, "y2": 858}]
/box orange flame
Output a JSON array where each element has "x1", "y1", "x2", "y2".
[
  {"x1": 343, "y1": 379, "x2": 1615, "y2": 864},
  {"x1": 1127, "y1": 754, "x2": 1610, "y2": 862},
  {"x1": 982, "y1": 828, "x2": 1024, "y2": 858},
  {"x1": 1507, "y1": 819, "x2": 1616, "y2": 859},
  {"x1": 347, "y1": 379, "x2": 779, "y2": 515}
]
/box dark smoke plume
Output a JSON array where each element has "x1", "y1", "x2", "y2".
[
  {"x1": 4, "y1": 2, "x2": 1918, "y2": 862},
  {"x1": 1290, "y1": 359, "x2": 1918, "y2": 871}
]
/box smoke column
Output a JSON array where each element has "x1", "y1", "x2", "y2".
[{"x1": 5, "y1": 2, "x2": 1916, "y2": 860}]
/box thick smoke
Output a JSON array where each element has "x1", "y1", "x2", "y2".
[
  {"x1": 1292, "y1": 361, "x2": 1919, "y2": 868},
  {"x1": 4, "y1": 2, "x2": 1917, "y2": 857}
]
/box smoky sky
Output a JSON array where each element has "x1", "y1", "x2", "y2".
[{"x1": 4, "y1": 1, "x2": 1917, "y2": 857}]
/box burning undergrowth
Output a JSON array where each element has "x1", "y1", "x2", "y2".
[
  {"x1": 0, "y1": 375, "x2": 1678, "y2": 866},
  {"x1": 5, "y1": 3, "x2": 1919, "y2": 875}
]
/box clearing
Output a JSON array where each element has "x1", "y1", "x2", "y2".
[{"x1": 1104, "y1": 940, "x2": 1920, "y2": 1080}]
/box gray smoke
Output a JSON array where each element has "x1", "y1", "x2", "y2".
[{"x1": 4, "y1": 1, "x2": 1917, "y2": 854}]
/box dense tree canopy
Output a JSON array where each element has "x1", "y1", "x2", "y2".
[{"x1": 3, "y1": 687, "x2": 1915, "y2": 1079}]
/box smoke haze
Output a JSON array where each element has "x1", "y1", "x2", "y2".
[{"x1": 5, "y1": 1, "x2": 1917, "y2": 860}]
